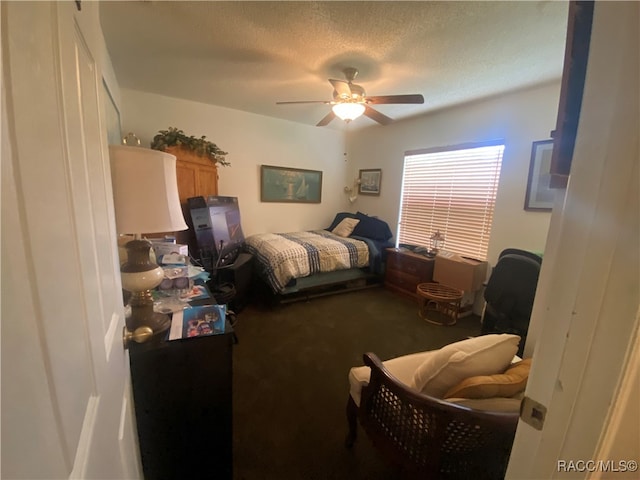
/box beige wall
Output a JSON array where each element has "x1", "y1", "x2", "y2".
[
  {"x1": 120, "y1": 89, "x2": 349, "y2": 236},
  {"x1": 121, "y1": 82, "x2": 560, "y2": 263},
  {"x1": 347, "y1": 81, "x2": 561, "y2": 265}
]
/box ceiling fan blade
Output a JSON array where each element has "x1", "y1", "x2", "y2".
[
  {"x1": 276, "y1": 100, "x2": 330, "y2": 105},
  {"x1": 364, "y1": 105, "x2": 393, "y2": 125},
  {"x1": 366, "y1": 94, "x2": 424, "y2": 105},
  {"x1": 329, "y1": 79, "x2": 351, "y2": 98},
  {"x1": 316, "y1": 111, "x2": 336, "y2": 127}
]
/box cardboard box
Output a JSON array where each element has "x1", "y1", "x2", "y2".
[
  {"x1": 433, "y1": 252, "x2": 488, "y2": 293},
  {"x1": 150, "y1": 241, "x2": 188, "y2": 258}
]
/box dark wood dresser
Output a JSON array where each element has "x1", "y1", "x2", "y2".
[
  {"x1": 129, "y1": 329, "x2": 233, "y2": 480},
  {"x1": 384, "y1": 248, "x2": 435, "y2": 298}
]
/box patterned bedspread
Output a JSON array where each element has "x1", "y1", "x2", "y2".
[{"x1": 244, "y1": 230, "x2": 370, "y2": 293}]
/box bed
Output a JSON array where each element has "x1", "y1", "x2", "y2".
[{"x1": 244, "y1": 212, "x2": 394, "y2": 300}]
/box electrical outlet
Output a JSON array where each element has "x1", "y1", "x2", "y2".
[{"x1": 520, "y1": 396, "x2": 547, "y2": 430}]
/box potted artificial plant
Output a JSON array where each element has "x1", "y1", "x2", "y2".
[{"x1": 150, "y1": 127, "x2": 230, "y2": 166}]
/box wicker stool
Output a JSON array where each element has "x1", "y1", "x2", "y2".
[{"x1": 416, "y1": 282, "x2": 464, "y2": 326}]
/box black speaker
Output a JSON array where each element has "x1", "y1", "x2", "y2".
[{"x1": 213, "y1": 253, "x2": 254, "y2": 311}]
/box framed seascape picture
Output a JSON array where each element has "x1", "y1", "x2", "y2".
[
  {"x1": 358, "y1": 169, "x2": 382, "y2": 196},
  {"x1": 260, "y1": 165, "x2": 322, "y2": 203},
  {"x1": 524, "y1": 140, "x2": 555, "y2": 211}
]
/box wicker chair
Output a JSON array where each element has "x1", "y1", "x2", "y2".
[{"x1": 346, "y1": 352, "x2": 519, "y2": 479}]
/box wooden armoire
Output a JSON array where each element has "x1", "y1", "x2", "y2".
[
  {"x1": 165, "y1": 146, "x2": 219, "y2": 252},
  {"x1": 166, "y1": 145, "x2": 219, "y2": 202}
]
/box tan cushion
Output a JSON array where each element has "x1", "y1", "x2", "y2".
[
  {"x1": 444, "y1": 358, "x2": 532, "y2": 399},
  {"x1": 411, "y1": 334, "x2": 520, "y2": 398},
  {"x1": 446, "y1": 396, "x2": 523, "y2": 413},
  {"x1": 332, "y1": 217, "x2": 360, "y2": 237},
  {"x1": 348, "y1": 350, "x2": 436, "y2": 407}
]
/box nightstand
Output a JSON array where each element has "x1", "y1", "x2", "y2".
[{"x1": 384, "y1": 248, "x2": 435, "y2": 298}]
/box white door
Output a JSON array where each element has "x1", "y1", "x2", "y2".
[
  {"x1": 1, "y1": 2, "x2": 140, "y2": 478},
  {"x1": 506, "y1": 2, "x2": 639, "y2": 478}
]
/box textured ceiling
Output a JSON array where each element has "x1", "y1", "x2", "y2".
[{"x1": 100, "y1": 1, "x2": 569, "y2": 130}]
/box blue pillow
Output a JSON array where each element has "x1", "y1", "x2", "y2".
[
  {"x1": 326, "y1": 212, "x2": 358, "y2": 231},
  {"x1": 352, "y1": 212, "x2": 393, "y2": 241}
]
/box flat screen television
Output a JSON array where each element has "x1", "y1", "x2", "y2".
[{"x1": 188, "y1": 196, "x2": 245, "y2": 268}]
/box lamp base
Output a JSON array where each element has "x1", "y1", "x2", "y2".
[
  {"x1": 126, "y1": 289, "x2": 171, "y2": 335},
  {"x1": 121, "y1": 239, "x2": 170, "y2": 337},
  {"x1": 126, "y1": 307, "x2": 171, "y2": 336},
  {"x1": 141, "y1": 311, "x2": 171, "y2": 335}
]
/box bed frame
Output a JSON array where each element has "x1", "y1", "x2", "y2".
[
  {"x1": 276, "y1": 267, "x2": 383, "y2": 303},
  {"x1": 251, "y1": 264, "x2": 384, "y2": 304}
]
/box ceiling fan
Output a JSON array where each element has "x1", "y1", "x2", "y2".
[{"x1": 276, "y1": 67, "x2": 424, "y2": 126}]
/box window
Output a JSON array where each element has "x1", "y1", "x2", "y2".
[{"x1": 398, "y1": 141, "x2": 504, "y2": 260}]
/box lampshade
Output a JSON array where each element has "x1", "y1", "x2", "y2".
[
  {"x1": 109, "y1": 145, "x2": 187, "y2": 235},
  {"x1": 332, "y1": 102, "x2": 366, "y2": 122}
]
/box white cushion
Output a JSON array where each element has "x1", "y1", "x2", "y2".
[
  {"x1": 348, "y1": 350, "x2": 436, "y2": 407},
  {"x1": 332, "y1": 217, "x2": 360, "y2": 237},
  {"x1": 411, "y1": 334, "x2": 520, "y2": 398}
]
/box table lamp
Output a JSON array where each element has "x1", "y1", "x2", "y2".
[
  {"x1": 430, "y1": 230, "x2": 445, "y2": 255},
  {"x1": 109, "y1": 145, "x2": 187, "y2": 337}
]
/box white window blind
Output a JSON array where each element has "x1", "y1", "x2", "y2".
[{"x1": 398, "y1": 142, "x2": 504, "y2": 260}]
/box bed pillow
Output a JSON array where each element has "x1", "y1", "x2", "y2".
[
  {"x1": 332, "y1": 218, "x2": 360, "y2": 237},
  {"x1": 351, "y1": 212, "x2": 393, "y2": 241},
  {"x1": 326, "y1": 212, "x2": 358, "y2": 231},
  {"x1": 411, "y1": 334, "x2": 520, "y2": 398},
  {"x1": 444, "y1": 358, "x2": 532, "y2": 399}
]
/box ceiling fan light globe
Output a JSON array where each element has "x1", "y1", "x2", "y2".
[{"x1": 332, "y1": 103, "x2": 365, "y2": 121}]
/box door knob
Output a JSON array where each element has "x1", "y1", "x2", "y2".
[{"x1": 123, "y1": 326, "x2": 153, "y2": 349}]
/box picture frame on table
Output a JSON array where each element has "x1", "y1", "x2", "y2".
[
  {"x1": 358, "y1": 169, "x2": 382, "y2": 196},
  {"x1": 524, "y1": 140, "x2": 555, "y2": 211},
  {"x1": 260, "y1": 165, "x2": 323, "y2": 203}
]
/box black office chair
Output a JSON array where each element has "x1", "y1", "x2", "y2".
[{"x1": 480, "y1": 249, "x2": 542, "y2": 357}]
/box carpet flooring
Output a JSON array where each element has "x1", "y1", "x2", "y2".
[{"x1": 231, "y1": 286, "x2": 482, "y2": 480}]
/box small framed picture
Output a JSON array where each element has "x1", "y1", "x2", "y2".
[
  {"x1": 358, "y1": 169, "x2": 382, "y2": 196},
  {"x1": 525, "y1": 140, "x2": 555, "y2": 211}
]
